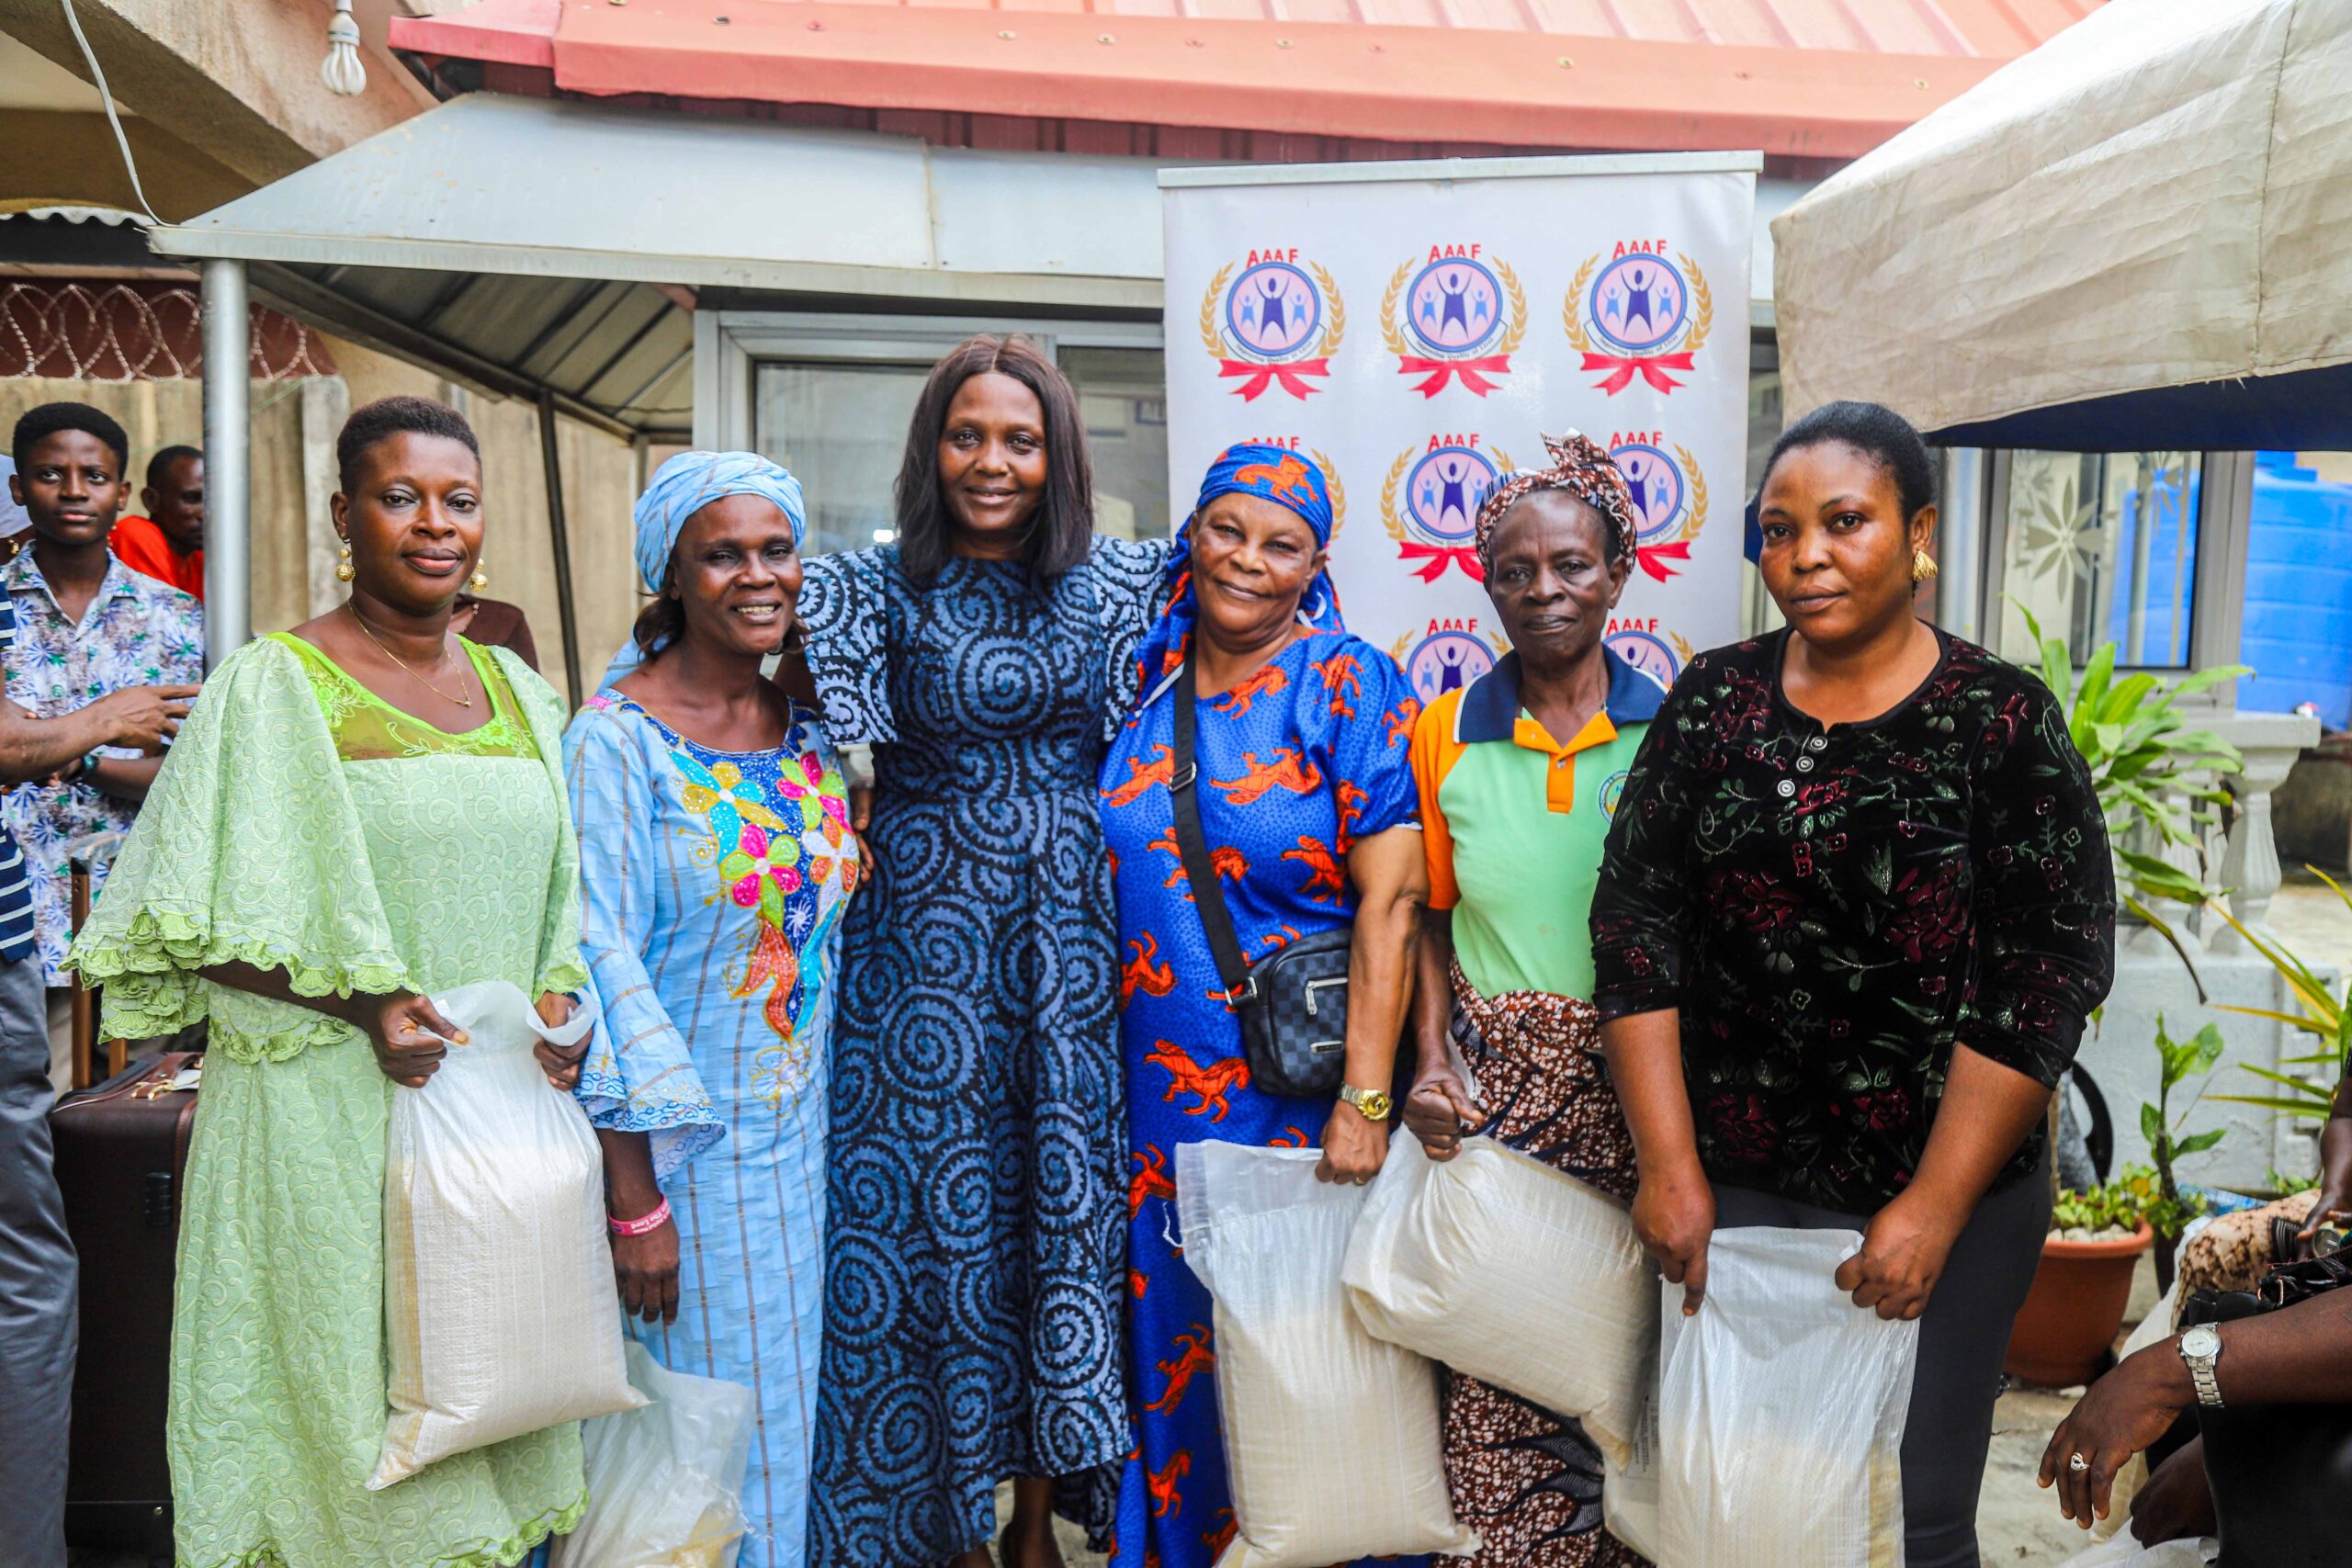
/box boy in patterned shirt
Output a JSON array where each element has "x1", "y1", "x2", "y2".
[
  {"x1": 5, "y1": 404, "x2": 204, "y2": 1077},
  {"x1": 1, "y1": 400, "x2": 197, "y2": 1568}
]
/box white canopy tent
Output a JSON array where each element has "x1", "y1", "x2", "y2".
[{"x1": 1771, "y1": 0, "x2": 2352, "y2": 450}]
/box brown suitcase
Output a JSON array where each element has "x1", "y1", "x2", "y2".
[{"x1": 50, "y1": 1050, "x2": 202, "y2": 1555}]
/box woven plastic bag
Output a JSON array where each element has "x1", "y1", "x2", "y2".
[
  {"x1": 551, "y1": 1340, "x2": 758, "y2": 1568},
  {"x1": 1600, "y1": 1373, "x2": 1664, "y2": 1561},
  {"x1": 371, "y1": 979, "x2": 644, "y2": 1488},
  {"x1": 1177, "y1": 1141, "x2": 1477, "y2": 1568},
  {"x1": 2053, "y1": 1528, "x2": 2218, "y2": 1568},
  {"x1": 1342, "y1": 1133, "x2": 1655, "y2": 1463},
  {"x1": 1655, "y1": 1227, "x2": 1918, "y2": 1568}
]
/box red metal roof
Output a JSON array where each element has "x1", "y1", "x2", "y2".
[{"x1": 395, "y1": 0, "x2": 2103, "y2": 158}]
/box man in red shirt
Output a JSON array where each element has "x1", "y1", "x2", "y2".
[{"x1": 108, "y1": 445, "x2": 204, "y2": 601}]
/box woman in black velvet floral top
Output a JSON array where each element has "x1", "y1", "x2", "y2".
[{"x1": 1590, "y1": 400, "x2": 2115, "y2": 1568}]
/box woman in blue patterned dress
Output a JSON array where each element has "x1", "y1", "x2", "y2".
[
  {"x1": 797, "y1": 336, "x2": 1169, "y2": 1568},
  {"x1": 1099, "y1": 446, "x2": 1429, "y2": 1568},
  {"x1": 564, "y1": 452, "x2": 858, "y2": 1568}
]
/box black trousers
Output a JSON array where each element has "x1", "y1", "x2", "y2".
[{"x1": 1713, "y1": 1156, "x2": 2052, "y2": 1568}]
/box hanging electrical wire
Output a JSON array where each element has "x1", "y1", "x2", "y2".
[{"x1": 58, "y1": 0, "x2": 160, "y2": 224}]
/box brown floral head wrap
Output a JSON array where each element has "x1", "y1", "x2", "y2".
[{"x1": 1474, "y1": 430, "x2": 1640, "y2": 571}]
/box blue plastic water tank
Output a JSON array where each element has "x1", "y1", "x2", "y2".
[{"x1": 2241, "y1": 451, "x2": 2352, "y2": 731}]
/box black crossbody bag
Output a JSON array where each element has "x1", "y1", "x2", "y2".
[{"x1": 1167, "y1": 654, "x2": 1352, "y2": 1098}]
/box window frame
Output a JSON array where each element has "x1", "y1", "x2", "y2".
[
  {"x1": 695, "y1": 309, "x2": 1166, "y2": 458},
  {"x1": 1967, "y1": 446, "x2": 2254, "y2": 702}
]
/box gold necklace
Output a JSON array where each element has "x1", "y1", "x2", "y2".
[{"x1": 347, "y1": 604, "x2": 475, "y2": 708}]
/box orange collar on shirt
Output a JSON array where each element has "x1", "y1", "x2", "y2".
[
  {"x1": 1513, "y1": 708, "x2": 1619, "y2": 812},
  {"x1": 1453, "y1": 650, "x2": 1659, "y2": 813}
]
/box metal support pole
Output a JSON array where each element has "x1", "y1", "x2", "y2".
[
  {"x1": 200, "y1": 259, "x2": 251, "y2": 668},
  {"x1": 536, "y1": 389, "x2": 584, "y2": 708}
]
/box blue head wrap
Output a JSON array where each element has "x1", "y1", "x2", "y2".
[
  {"x1": 1134, "y1": 444, "x2": 1344, "y2": 693},
  {"x1": 631, "y1": 450, "x2": 806, "y2": 593}
]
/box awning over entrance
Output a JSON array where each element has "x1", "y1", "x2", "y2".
[
  {"x1": 144, "y1": 92, "x2": 1167, "y2": 439},
  {"x1": 1770, "y1": 0, "x2": 2352, "y2": 451}
]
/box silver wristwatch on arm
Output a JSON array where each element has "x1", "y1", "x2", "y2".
[{"x1": 2177, "y1": 1324, "x2": 2225, "y2": 1408}]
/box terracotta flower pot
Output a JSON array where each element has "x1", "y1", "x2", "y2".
[{"x1": 2002, "y1": 1223, "x2": 2156, "y2": 1388}]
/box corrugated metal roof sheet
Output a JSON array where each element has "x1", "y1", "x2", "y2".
[
  {"x1": 413, "y1": 0, "x2": 2097, "y2": 51},
  {"x1": 395, "y1": 0, "x2": 2103, "y2": 157}
]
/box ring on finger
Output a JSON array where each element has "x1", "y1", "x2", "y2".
[{"x1": 2067, "y1": 1452, "x2": 2089, "y2": 1472}]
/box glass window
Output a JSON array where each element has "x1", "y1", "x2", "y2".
[
  {"x1": 752, "y1": 361, "x2": 928, "y2": 558},
  {"x1": 751, "y1": 345, "x2": 1168, "y2": 554},
  {"x1": 1062, "y1": 345, "x2": 1169, "y2": 541},
  {"x1": 1996, "y1": 450, "x2": 2201, "y2": 668}
]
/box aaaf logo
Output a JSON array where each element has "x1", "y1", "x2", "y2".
[
  {"x1": 1598, "y1": 769, "x2": 1631, "y2": 818},
  {"x1": 1379, "y1": 434, "x2": 1513, "y2": 583},
  {"x1": 1608, "y1": 432, "x2": 1709, "y2": 583},
  {"x1": 1391, "y1": 619, "x2": 1509, "y2": 705},
  {"x1": 1563, "y1": 241, "x2": 1715, "y2": 396},
  {"x1": 1605, "y1": 616, "x2": 1696, "y2": 687},
  {"x1": 1199, "y1": 251, "x2": 1344, "y2": 402},
  {"x1": 1383, "y1": 244, "x2": 1527, "y2": 398}
]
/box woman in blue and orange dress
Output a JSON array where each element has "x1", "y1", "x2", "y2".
[{"x1": 1098, "y1": 445, "x2": 1428, "y2": 1568}]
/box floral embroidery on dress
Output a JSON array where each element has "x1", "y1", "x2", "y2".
[{"x1": 602, "y1": 699, "x2": 855, "y2": 1108}]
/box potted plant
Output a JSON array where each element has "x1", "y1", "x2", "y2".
[
  {"x1": 2006, "y1": 1018, "x2": 2223, "y2": 1384},
  {"x1": 2003, "y1": 1169, "x2": 2158, "y2": 1387}
]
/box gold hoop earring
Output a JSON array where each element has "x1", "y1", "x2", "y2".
[
  {"x1": 1911, "y1": 548, "x2": 1939, "y2": 584},
  {"x1": 335, "y1": 540, "x2": 355, "y2": 583},
  {"x1": 469, "y1": 558, "x2": 488, "y2": 592}
]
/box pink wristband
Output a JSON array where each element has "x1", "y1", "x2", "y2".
[{"x1": 609, "y1": 1198, "x2": 671, "y2": 1237}]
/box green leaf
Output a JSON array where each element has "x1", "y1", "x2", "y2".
[
  {"x1": 2216, "y1": 1004, "x2": 2333, "y2": 1035},
  {"x1": 2209, "y1": 1093, "x2": 2338, "y2": 1118},
  {"x1": 2075, "y1": 642, "x2": 2117, "y2": 716},
  {"x1": 2120, "y1": 893, "x2": 2210, "y2": 1000},
  {"x1": 2233, "y1": 1064, "x2": 2332, "y2": 1100},
  {"x1": 2172, "y1": 664, "x2": 2256, "y2": 699},
  {"x1": 2176, "y1": 1128, "x2": 2227, "y2": 1156},
  {"x1": 2100, "y1": 672, "x2": 2160, "y2": 723},
  {"x1": 2310, "y1": 865, "x2": 2352, "y2": 917},
  {"x1": 2140, "y1": 1100, "x2": 2165, "y2": 1145},
  {"x1": 2187, "y1": 1024, "x2": 2226, "y2": 1074}
]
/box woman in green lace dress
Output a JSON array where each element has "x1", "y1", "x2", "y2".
[{"x1": 70, "y1": 397, "x2": 596, "y2": 1568}]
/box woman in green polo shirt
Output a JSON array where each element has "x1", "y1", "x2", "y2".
[{"x1": 1403, "y1": 430, "x2": 1657, "y2": 1568}]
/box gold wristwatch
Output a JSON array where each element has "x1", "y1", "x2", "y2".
[{"x1": 1338, "y1": 1082, "x2": 1394, "y2": 1122}]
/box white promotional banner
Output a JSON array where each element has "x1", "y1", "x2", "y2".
[{"x1": 1160, "y1": 154, "x2": 1758, "y2": 702}]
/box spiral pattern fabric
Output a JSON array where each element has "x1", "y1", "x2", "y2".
[{"x1": 801, "y1": 537, "x2": 1169, "y2": 1567}]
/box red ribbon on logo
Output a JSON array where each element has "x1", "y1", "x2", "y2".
[
  {"x1": 1635, "y1": 539, "x2": 1692, "y2": 582},
  {"x1": 1218, "y1": 357, "x2": 1330, "y2": 401},
  {"x1": 1397, "y1": 542, "x2": 1486, "y2": 583},
  {"x1": 1581, "y1": 350, "x2": 1697, "y2": 396},
  {"x1": 1395, "y1": 355, "x2": 1512, "y2": 398}
]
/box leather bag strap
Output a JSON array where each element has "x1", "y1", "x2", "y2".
[{"x1": 1170, "y1": 654, "x2": 1258, "y2": 1006}]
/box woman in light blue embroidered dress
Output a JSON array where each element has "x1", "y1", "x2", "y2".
[{"x1": 564, "y1": 453, "x2": 858, "y2": 1568}]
